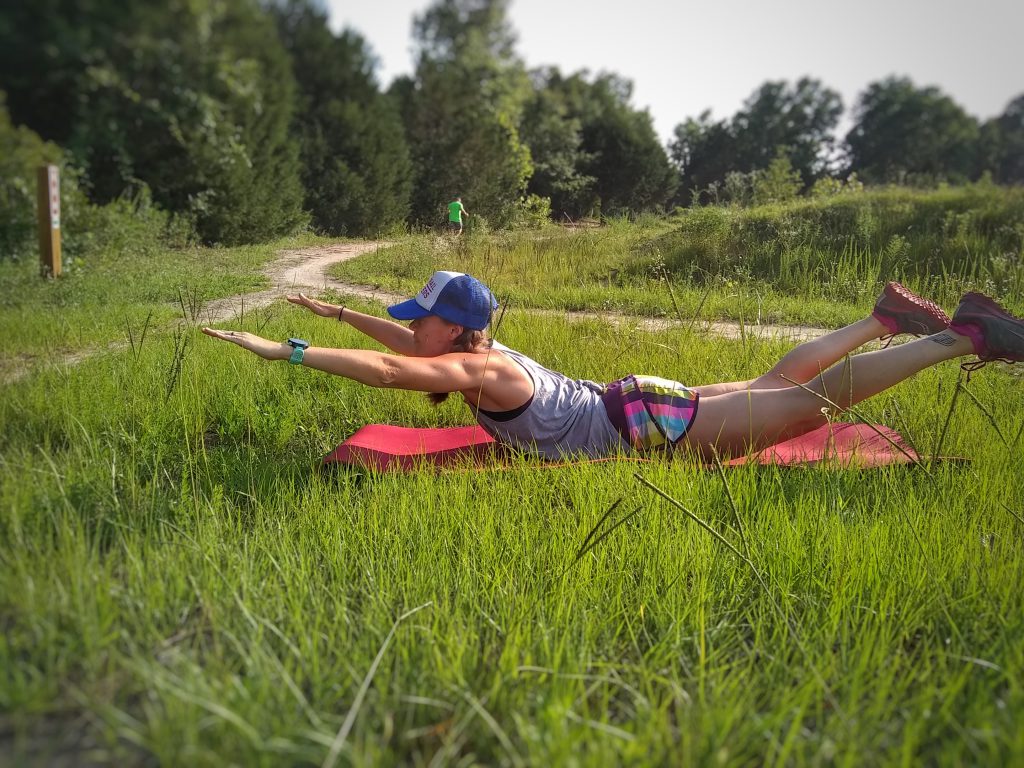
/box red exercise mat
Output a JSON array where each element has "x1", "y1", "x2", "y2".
[
  {"x1": 723, "y1": 422, "x2": 917, "y2": 467},
  {"x1": 323, "y1": 424, "x2": 499, "y2": 471},
  {"x1": 323, "y1": 422, "x2": 920, "y2": 472}
]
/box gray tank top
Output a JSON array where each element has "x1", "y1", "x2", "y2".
[{"x1": 470, "y1": 343, "x2": 629, "y2": 459}]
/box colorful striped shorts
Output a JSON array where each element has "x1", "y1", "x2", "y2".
[{"x1": 601, "y1": 375, "x2": 700, "y2": 452}]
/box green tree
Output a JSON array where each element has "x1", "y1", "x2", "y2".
[
  {"x1": 0, "y1": 92, "x2": 66, "y2": 261},
  {"x1": 0, "y1": 0, "x2": 307, "y2": 245},
  {"x1": 273, "y1": 0, "x2": 411, "y2": 236},
  {"x1": 519, "y1": 68, "x2": 595, "y2": 220},
  {"x1": 669, "y1": 78, "x2": 842, "y2": 206},
  {"x1": 669, "y1": 111, "x2": 740, "y2": 205},
  {"x1": 732, "y1": 78, "x2": 843, "y2": 184},
  {"x1": 548, "y1": 71, "x2": 676, "y2": 217},
  {"x1": 978, "y1": 94, "x2": 1024, "y2": 185},
  {"x1": 0, "y1": 1, "x2": 118, "y2": 148},
  {"x1": 0, "y1": 93, "x2": 177, "y2": 265},
  {"x1": 402, "y1": 0, "x2": 532, "y2": 226},
  {"x1": 846, "y1": 76, "x2": 980, "y2": 184}
]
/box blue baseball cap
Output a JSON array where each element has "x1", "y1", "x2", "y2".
[{"x1": 387, "y1": 271, "x2": 498, "y2": 330}]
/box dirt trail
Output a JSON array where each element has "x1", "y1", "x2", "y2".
[
  {"x1": 203, "y1": 240, "x2": 830, "y2": 342},
  {"x1": 199, "y1": 240, "x2": 397, "y2": 324},
  {"x1": 3, "y1": 240, "x2": 832, "y2": 386}
]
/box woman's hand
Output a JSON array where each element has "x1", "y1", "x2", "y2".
[
  {"x1": 287, "y1": 293, "x2": 340, "y2": 319},
  {"x1": 201, "y1": 328, "x2": 291, "y2": 361}
]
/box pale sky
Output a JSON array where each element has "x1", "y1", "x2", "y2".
[{"x1": 325, "y1": 0, "x2": 1024, "y2": 143}]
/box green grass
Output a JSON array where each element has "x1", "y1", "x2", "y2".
[
  {"x1": 332, "y1": 186, "x2": 1024, "y2": 328},
  {"x1": 332, "y1": 228, "x2": 869, "y2": 328},
  {"x1": 0, "y1": 231, "x2": 349, "y2": 371},
  {"x1": 647, "y1": 184, "x2": 1024, "y2": 303},
  {"x1": 3, "y1": 198, "x2": 1024, "y2": 764},
  {"x1": 2, "y1": 285, "x2": 1023, "y2": 765}
]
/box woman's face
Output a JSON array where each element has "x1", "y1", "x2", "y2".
[{"x1": 409, "y1": 315, "x2": 462, "y2": 356}]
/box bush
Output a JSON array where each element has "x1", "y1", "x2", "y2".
[
  {"x1": 69, "y1": 188, "x2": 195, "y2": 269},
  {"x1": 0, "y1": 95, "x2": 74, "y2": 262},
  {"x1": 810, "y1": 173, "x2": 865, "y2": 198},
  {"x1": 0, "y1": 94, "x2": 193, "y2": 268},
  {"x1": 510, "y1": 194, "x2": 552, "y2": 229},
  {"x1": 751, "y1": 156, "x2": 802, "y2": 205}
]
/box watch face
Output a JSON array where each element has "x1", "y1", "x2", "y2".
[{"x1": 287, "y1": 337, "x2": 309, "y2": 349}]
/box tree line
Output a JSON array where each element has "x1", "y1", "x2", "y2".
[{"x1": 1, "y1": 0, "x2": 1021, "y2": 246}]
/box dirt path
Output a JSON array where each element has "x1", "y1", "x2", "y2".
[
  {"x1": 3, "y1": 240, "x2": 833, "y2": 386},
  {"x1": 199, "y1": 240, "x2": 397, "y2": 324},
  {"x1": 203, "y1": 240, "x2": 830, "y2": 343}
]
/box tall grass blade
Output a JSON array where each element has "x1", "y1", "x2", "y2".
[
  {"x1": 572, "y1": 504, "x2": 646, "y2": 563},
  {"x1": 572, "y1": 497, "x2": 623, "y2": 561},
  {"x1": 632, "y1": 472, "x2": 848, "y2": 728},
  {"x1": 709, "y1": 446, "x2": 749, "y2": 556},
  {"x1": 932, "y1": 372, "x2": 963, "y2": 460},
  {"x1": 321, "y1": 601, "x2": 433, "y2": 768},
  {"x1": 959, "y1": 382, "x2": 1011, "y2": 450}
]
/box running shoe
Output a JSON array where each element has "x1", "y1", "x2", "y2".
[
  {"x1": 872, "y1": 282, "x2": 951, "y2": 340},
  {"x1": 949, "y1": 291, "x2": 1024, "y2": 366}
]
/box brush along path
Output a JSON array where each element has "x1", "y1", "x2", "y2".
[{"x1": 2, "y1": 240, "x2": 831, "y2": 387}]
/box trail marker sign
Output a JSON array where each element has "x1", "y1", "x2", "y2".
[{"x1": 37, "y1": 165, "x2": 62, "y2": 278}]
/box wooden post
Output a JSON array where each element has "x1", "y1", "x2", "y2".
[{"x1": 37, "y1": 165, "x2": 62, "y2": 278}]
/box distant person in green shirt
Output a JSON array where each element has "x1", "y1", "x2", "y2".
[{"x1": 447, "y1": 196, "x2": 468, "y2": 235}]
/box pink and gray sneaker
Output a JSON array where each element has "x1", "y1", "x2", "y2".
[
  {"x1": 949, "y1": 292, "x2": 1024, "y2": 371},
  {"x1": 872, "y1": 282, "x2": 951, "y2": 341}
]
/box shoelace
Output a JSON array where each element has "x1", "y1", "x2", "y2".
[
  {"x1": 960, "y1": 360, "x2": 986, "y2": 382},
  {"x1": 874, "y1": 300, "x2": 949, "y2": 350},
  {"x1": 878, "y1": 322, "x2": 944, "y2": 349},
  {"x1": 960, "y1": 357, "x2": 1018, "y2": 382}
]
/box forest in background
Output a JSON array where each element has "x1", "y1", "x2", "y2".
[{"x1": 1, "y1": 0, "x2": 1022, "y2": 250}]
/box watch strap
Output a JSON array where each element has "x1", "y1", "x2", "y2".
[{"x1": 288, "y1": 345, "x2": 305, "y2": 365}]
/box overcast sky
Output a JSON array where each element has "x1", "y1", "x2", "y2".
[{"x1": 324, "y1": 0, "x2": 1024, "y2": 143}]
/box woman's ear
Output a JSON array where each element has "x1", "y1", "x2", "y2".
[{"x1": 449, "y1": 324, "x2": 464, "y2": 339}]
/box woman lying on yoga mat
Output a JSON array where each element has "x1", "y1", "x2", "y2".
[{"x1": 203, "y1": 271, "x2": 1024, "y2": 460}]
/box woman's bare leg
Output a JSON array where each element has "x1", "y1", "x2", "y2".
[
  {"x1": 694, "y1": 317, "x2": 889, "y2": 397},
  {"x1": 683, "y1": 329, "x2": 975, "y2": 457}
]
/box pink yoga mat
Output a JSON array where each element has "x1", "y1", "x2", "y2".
[{"x1": 323, "y1": 422, "x2": 920, "y2": 472}]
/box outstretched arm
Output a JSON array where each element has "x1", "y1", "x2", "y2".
[
  {"x1": 286, "y1": 293, "x2": 415, "y2": 355},
  {"x1": 202, "y1": 328, "x2": 486, "y2": 392}
]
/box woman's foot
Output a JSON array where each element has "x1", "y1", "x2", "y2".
[
  {"x1": 872, "y1": 282, "x2": 951, "y2": 338},
  {"x1": 949, "y1": 292, "x2": 1024, "y2": 364}
]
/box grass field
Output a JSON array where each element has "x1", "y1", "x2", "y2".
[
  {"x1": 330, "y1": 223, "x2": 874, "y2": 329},
  {"x1": 2, "y1": 201, "x2": 1024, "y2": 765},
  {"x1": 332, "y1": 186, "x2": 1024, "y2": 329}
]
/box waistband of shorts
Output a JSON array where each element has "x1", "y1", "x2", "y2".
[{"x1": 600, "y1": 377, "x2": 630, "y2": 441}]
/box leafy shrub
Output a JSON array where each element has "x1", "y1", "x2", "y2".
[
  {"x1": 723, "y1": 171, "x2": 755, "y2": 206},
  {"x1": 0, "y1": 95, "x2": 78, "y2": 262},
  {"x1": 510, "y1": 194, "x2": 552, "y2": 229},
  {"x1": 810, "y1": 173, "x2": 865, "y2": 198},
  {"x1": 0, "y1": 94, "x2": 193, "y2": 268},
  {"x1": 752, "y1": 155, "x2": 802, "y2": 205}
]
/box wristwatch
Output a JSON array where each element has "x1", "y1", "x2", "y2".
[{"x1": 287, "y1": 337, "x2": 309, "y2": 365}]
